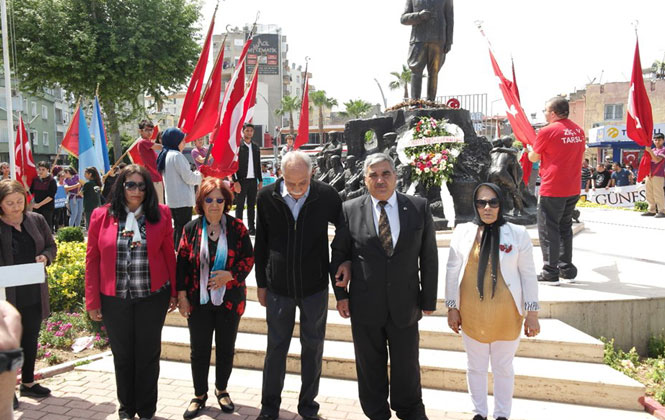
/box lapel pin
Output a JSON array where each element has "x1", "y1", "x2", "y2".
[{"x1": 403, "y1": 207, "x2": 407, "y2": 210}]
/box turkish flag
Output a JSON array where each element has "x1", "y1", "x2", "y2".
[
  {"x1": 626, "y1": 39, "x2": 654, "y2": 182},
  {"x1": 185, "y1": 42, "x2": 225, "y2": 143},
  {"x1": 489, "y1": 49, "x2": 535, "y2": 185},
  {"x1": 126, "y1": 138, "x2": 144, "y2": 166},
  {"x1": 15, "y1": 116, "x2": 37, "y2": 193},
  {"x1": 294, "y1": 75, "x2": 310, "y2": 150}
]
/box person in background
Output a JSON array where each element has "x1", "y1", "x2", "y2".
[
  {"x1": 82, "y1": 167, "x2": 103, "y2": 229},
  {"x1": 580, "y1": 159, "x2": 592, "y2": 192},
  {"x1": 261, "y1": 163, "x2": 271, "y2": 179},
  {"x1": 626, "y1": 164, "x2": 638, "y2": 184},
  {"x1": 446, "y1": 183, "x2": 539, "y2": 420},
  {"x1": 610, "y1": 162, "x2": 633, "y2": 187},
  {"x1": 136, "y1": 120, "x2": 164, "y2": 204},
  {"x1": 53, "y1": 172, "x2": 68, "y2": 232},
  {"x1": 592, "y1": 164, "x2": 611, "y2": 190},
  {"x1": 0, "y1": 162, "x2": 9, "y2": 181},
  {"x1": 0, "y1": 180, "x2": 57, "y2": 407},
  {"x1": 30, "y1": 161, "x2": 57, "y2": 233},
  {"x1": 191, "y1": 138, "x2": 209, "y2": 170},
  {"x1": 279, "y1": 134, "x2": 295, "y2": 157},
  {"x1": 232, "y1": 123, "x2": 262, "y2": 236},
  {"x1": 63, "y1": 167, "x2": 84, "y2": 227},
  {"x1": 177, "y1": 178, "x2": 254, "y2": 419},
  {"x1": 0, "y1": 301, "x2": 23, "y2": 417},
  {"x1": 102, "y1": 163, "x2": 127, "y2": 203},
  {"x1": 85, "y1": 164, "x2": 177, "y2": 420},
  {"x1": 643, "y1": 133, "x2": 665, "y2": 218},
  {"x1": 157, "y1": 128, "x2": 202, "y2": 247}
]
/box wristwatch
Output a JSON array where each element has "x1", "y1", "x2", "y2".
[{"x1": 0, "y1": 349, "x2": 23, "y2": 373}]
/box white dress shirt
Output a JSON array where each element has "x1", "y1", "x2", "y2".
[
  {"x1": 244, "y1": 141, "x2": 255, "y2": 179},
  {"x1": 370, "y1": 191, "x2": 400, "y2": 248}
]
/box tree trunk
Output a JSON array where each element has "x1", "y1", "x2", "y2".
[
  {"x1": 289, "y1": 110, "x2": 294, "y2": 137},
  {"x1": 102, "y1": 98, "x2": 123, "y2": 162},
  {"x1": 403, "y1": 83, "x2": 409, "y2": 101},
  {"x1": 318, "y1": 106, "x2": 324, "y2": 144}
]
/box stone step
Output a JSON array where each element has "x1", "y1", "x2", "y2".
[
  {"x1": 166, "y1": 301, "x2": 604, "y2": 363},
  {"x1": 160, "y1": 326, "x2": 645, "y2": 411}
]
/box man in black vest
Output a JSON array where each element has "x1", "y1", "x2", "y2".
[{"x1": 233, "y1": 123, "x2": 262, "y2": 234}]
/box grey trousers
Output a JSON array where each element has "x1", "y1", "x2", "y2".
[
  {"x1": 260, "y1": 288, "x2": 328, "y2": 418},
  {"x1": 537, "y1": 195, "x2": 579, "y2": 280}
]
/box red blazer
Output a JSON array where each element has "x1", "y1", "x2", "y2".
[{"x1": 85, "y1": 204, "x2": 176, "y2": 311}]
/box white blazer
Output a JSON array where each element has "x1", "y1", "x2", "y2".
[{"x1": 445, "y1": 222, "x2": 539, "y2": 316}]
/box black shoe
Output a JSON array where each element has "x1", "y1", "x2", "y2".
[
  {"x1": 119, "y1": 413, "x2": 133, "y2": 420},
  {"x1": 472, "y1": 415, "x2": 487, "y2": 420},
  {"x1": 558, "y1": 266, "x2": 577, "y2": 280},
  {"x1": 215, "y1": 390, "x2": 235, "y2": 413},
  {"x1": 656, "y1": 213, "x2": 665, "y2": 219},
  {"x1": 183, "y1": 394, "x2": 207, "y2": 419},
  {"x1": 496, "y1": 417, "x2": 508, "y2": 420},
  {"x1": 20, "y1": 383, "x2": 51, "y2": 397},
  {"x1": 256, "y1": 415, "x2": 278, "y2": 420},
  {"x1": 301, "y1": 416, "x2": 320, "y2": 420},
  {"x1": 642, "y1": 212, "x2": 656, "y2": 216},
  {"x1": 13, "y1": 394, "x2": 18, "y2": 410},
  {"x1": 537, "y1": 273, "x2": 560, "y2": 286}
]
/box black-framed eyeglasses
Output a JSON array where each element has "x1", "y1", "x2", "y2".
[
  {"x1": 475, "y1": 198, "x2": 500, "y2": 209},
  {"x1": 124, "y1": 181, "x2": 147, "y2": 192},
  {"x1": 204, "y1": 197, "x2": 224, "y2": 204},
  {"x1": 142, "y1": 127, "x2": 154, "y2": 132}
]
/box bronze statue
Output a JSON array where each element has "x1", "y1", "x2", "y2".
[
  {"x1": 401, "y1": 0, "x2": 454, "y2": 101},
  {"x1": 488, "y1": 137, "x2": 526, "y2": 215}
]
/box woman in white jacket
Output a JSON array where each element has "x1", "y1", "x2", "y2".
[{"x1": 445, "y1": 183, "x2": 540, "y2": 420}]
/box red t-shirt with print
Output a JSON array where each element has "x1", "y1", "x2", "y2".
[
  {"x1": 137, "y1": 138, "x2": 163, "y2": 182},
  {"x1": 534, "y1": 118, "x2": 586, "y2": 197}
]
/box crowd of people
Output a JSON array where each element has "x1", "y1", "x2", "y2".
[{"x1": 2, "y1": 98, "x2": 664, "y2": 420}]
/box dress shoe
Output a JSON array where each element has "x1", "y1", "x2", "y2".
[
  {"x1": 183, "y1": 394, "x2": 207, "y2": 419},
  {"x1": 642, "y1": 212, "x2": 656, "y2": 216},
  {"x1": 496, "y1": 417, "x2": 508, "y2": 420},
  {"x1": 301, "y1": 416, "x2": 320, "y2": 420},
  {"x1": 13, "y1": 394, "x2": 18, "y2": 410},
  {"x1": 20, "y1": 383, "x2": 51, "y2": 397},
  {"x1": 537, "y1": 273, "x2": 559, "y2": 286},
  {"x1": 656, "y1": 213, "x2": 665, "y2": 218},
  {"x1": 472, "y1": 415, "x2": 487, "y2": 420},
  {"x1": 256, "y1": 414, "x2": 277, "y2": 420},
  {"x1": 215, "y1": 390, "x2": 235, "y2": 413}
]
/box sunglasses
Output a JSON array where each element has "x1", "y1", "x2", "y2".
[
  {"x1": 475, "y1": 198, "x2": 500, "y2": 209},
  {"x1": 204, "y1": 197, "x2": 224, "y2": 204},
  {"x1": 124, "y1": 181, "x2": 147, "y2": 192}
]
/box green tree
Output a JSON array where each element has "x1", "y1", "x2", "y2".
[
  {"x1": 341, "y1": 99, "x2": 373, "y2": 119},
  {"x1": 274, "y1": 95, "x2": 301, "y2": 136},
  {"x1": 8, "y1": 0, "x2": 201, "y2": 161},
  {"x1": 309, "y1": 90, "x2": 337, "y2": 144},
  {"x1": 389, "y1": 65, "x2": 411, "y2": 100}
]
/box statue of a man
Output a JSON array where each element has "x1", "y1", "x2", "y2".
[{"x1": 401, "y1": 0, "x2": 454, "y2": 101}]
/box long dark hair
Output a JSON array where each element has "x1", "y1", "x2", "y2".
[
  {"x1": 471, "y1": 182, "x2": 507, "y2": 300},
  {"x1": 84, "y1": 167, "x2": 102, "y2": 188},
  {"x1": 107, "y1": 164, "x2": 160, "y2": 223}
]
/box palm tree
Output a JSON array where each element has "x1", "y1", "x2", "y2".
[
  {"x1": 274, "y1": 95, "x2": 301, "y2": 136},
  {"x1": 310, "y1": 90, "x2": 338, "y2": 144},
  {"x1": 389, "y1": 65, "x2": 411, "y2": 100},
  {"x1": 340, "y1": 99, "x2": 373, "y2": 120}
]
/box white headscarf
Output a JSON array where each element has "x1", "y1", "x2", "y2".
[{"x1": 123, "y1": 205, "x2": 143, "y2": 245}]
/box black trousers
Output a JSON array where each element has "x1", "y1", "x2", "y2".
[
  {"x1": 260, "y1": 289, "x2": 328, "y2": 418},
  {"x1": 34, "y1": 207, "x2": 54, "y2": 233},
  {"x1": 234, "y1": 179, "x2": 258, "y2": 230},
  {"x1": 101, "y1": 289, "x2": 170, "y2": 419},
  {"x1": 537, "y1": 195, "x2": 579, "y2": 280},
  {"x1": 17, "y1": 303, "x2": 42, "y2": 384},
  {"x1": 170, "y1": 206, "x2": 193, "y2": 248},
  {"x1": 187, "y1": 306, "x2": 241, "y2": 396},
  {"x1": 53, "y1": 207, "x2": 67, "y2": 231},
  {"x1": 350, "y1": 318, "x2": 426, "y2": 420}
]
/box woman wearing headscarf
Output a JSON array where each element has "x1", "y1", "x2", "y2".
[
  {"x1": 85, "y1": 164, "x2": 177, "y2": 420},
  {"x1": 445, "y1": 183, "x2": 540, "y2": 420},
  {"x1": 176, "y1": 177, "x2": 254, "y2": 419},
  {"x1": 157, "y1": 128, "x2": 201, "y2": 247}
]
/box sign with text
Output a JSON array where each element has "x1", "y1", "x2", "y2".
[
  {"x1": 580, "y1": 184, "x2": 646, "y2": 207},
  {"x1": 246, "y1": 34, "x2": 280, "y2": 76},
  {"x1": 589, "y1": 123, "x2": 665, "y2": 144}
]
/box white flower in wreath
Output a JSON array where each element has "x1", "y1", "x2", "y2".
[
  {"x1": 424, "y1": 167, "x2": 431, "y2": 173},
  {"x1": 450, "y1": 148, "x2": 461, "y2": 158},
  {"x1": 415, "y1": 168, "x2": 422, "y2": 175},
  {"x1": 435, "y1": 153, "x2": 442, "y2": 159},
  {"x1": 420, "y1": 152, "x2": 427, "y2": 160}
]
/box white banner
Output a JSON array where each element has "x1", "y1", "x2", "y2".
[{"x1": 580, "y1": 184, "x2": 646, "y2": 207}]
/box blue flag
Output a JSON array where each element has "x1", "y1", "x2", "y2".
[
  {"x1": 77, "y1": 107, "x2": 100, "y2": 175},
  {"x1": 90, "y1": 96, "x2": 111, "y2": 174}
]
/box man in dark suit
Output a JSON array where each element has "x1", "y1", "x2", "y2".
[
  {"x1": 233, "y1": 123, "x2": 263, "y2": 234},
  {"x1": 331, "y1": 153, "x2": 438, "y2": 420}
]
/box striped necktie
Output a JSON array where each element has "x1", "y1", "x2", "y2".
[{"x1": 378, "y1": 201, "x2": 393, "y2": 255}]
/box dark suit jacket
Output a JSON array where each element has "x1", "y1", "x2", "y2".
[
  {"x1": 233, "y1": 141, "x2": 263, "y2": 183},
  {"x1": 401, "y1": 0, "x2": 454, "y2": 48},
  {"x1": 0, "y1": 211, "x2": 57, "y2": 320},
  {"x1": 331, "y1": 192, "x2": 438, "y2": 328}
]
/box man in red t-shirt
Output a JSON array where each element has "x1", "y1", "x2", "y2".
[
  {"x1": 528, "y1": 97, "x2": 585, "y2": 285},
  {"x1": 136, "y1": 119, "x2": 164, "y2": 204}
]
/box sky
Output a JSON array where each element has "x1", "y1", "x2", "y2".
[{"x1": 199, "y1": 0, "x2": 664, "y2": 122}]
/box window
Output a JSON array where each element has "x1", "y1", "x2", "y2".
[
  {"x1": 31, "y1": 102, "x2": 37, "y2": 117},
  {"x1": 42, "y1": 132, "x2": 49, "y2": 146},
  {"x1": 604, "y1": 104, "x2": 623, "y2": 121},
  {"x1": 30, "y1": 130, "x2": 38, "y2": 146},
  {"x1": 42, "y1": 105, "x2": 48, "y2": 120}
]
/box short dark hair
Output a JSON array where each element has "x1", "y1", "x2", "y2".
[
  {"x1": 243, "y1": 123, "x2": 255, "y2": 130},
  {"x1": 0, "y1": 179, "x2": 28, "y2": 215},
  {"x1": 195, "y1": 177, "x2": 233, "y2": 215},
  {"x1": 64, "y1": 166, "x2": 77, "y2": 175},
  {"x1": 547, "y1": 97, "x2": 569, "y2": 119},
  {"x1": 654, "y1": 133, "x2": 665, "y2": 140},
  {"x1": 37, "y1": 161, "x2": 51, "y2": 170},
  {"x1": 107, "y1": 164, "x2": 160, "y2": 223},
  {"x1": 138, "y1": 119, "x2": 154, "y2": 130}
]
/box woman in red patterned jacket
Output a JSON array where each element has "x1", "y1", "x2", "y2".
[{"x1": 176, "y1": 177, "x2": 254, "y2": 419}]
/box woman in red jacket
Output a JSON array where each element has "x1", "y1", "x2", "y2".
[{"x1": 85, "y1": 164, "x2": 177, "y2": 420}]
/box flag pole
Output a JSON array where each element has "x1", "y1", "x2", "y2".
[{"x1": 1, "y1": 0, "x2": 15, "y2": 179}]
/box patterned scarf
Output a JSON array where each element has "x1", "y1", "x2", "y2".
[
  {"x1": 199, "y1": 215, "x2": 228, "y2": 305},
  {"x1": 122, "y1": 205, "x2": 143, "y2": 248}
]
